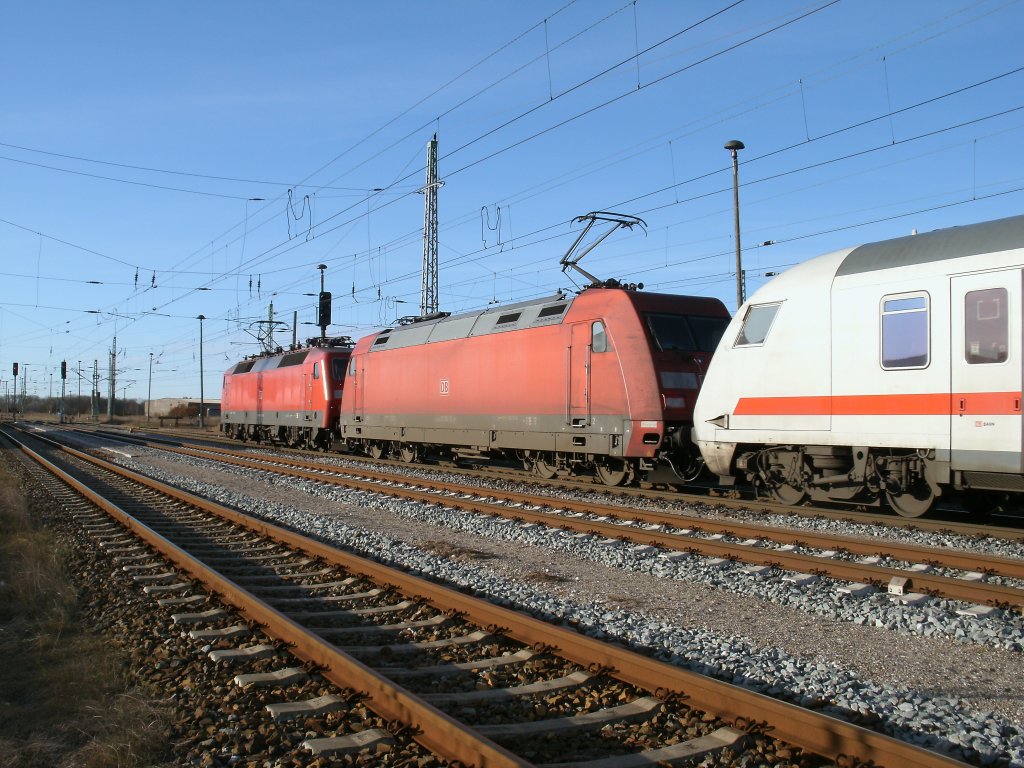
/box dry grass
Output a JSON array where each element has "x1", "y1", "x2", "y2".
[
  {"x1": 524, "y1": 570, "x2": 570, "y2": 584},
  {"x1": 421, "y1": 539, "x2": 497, "y2": 560},
  {"x1": 0, "y1": 467, "x2": 172, "y2": 767}
]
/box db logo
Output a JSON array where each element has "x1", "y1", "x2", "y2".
[{"x1": 439, "y1": 379, "x2": 450, "y2": 396}]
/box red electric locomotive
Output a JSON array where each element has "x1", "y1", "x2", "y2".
[
  {"x1": 221, "y1": 340, "x2": 352, "y2": 450},
  {"x1": 338, "y1": 286, "x2": 730, "y2": 484}
]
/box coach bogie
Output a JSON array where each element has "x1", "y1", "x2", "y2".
[{"x1": 738, "y1": 443, "x2": 942, "y2": 516}]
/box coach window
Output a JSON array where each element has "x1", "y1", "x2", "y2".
[
  {"x1": 881, "y1": 293, "x2": 929, "y2": 369},
  {"x1": 965, "y1": 288, "x2": 1009, "y2": 364},
  {"x1": 592, "y1": 321, "x2": 608, "y2": 352},
  {"x1": 734, "y1": 302, "x2": 781, "y2": 347},
  {"x1": 313, "y1": 362, "x2": 320, "y2": 380}
]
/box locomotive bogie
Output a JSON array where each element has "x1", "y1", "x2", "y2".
[{"x1": 694, "y1": 214, "x2": 1024, "y2": 516}]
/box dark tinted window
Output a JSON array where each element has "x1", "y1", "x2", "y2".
[
  {"x1": 496, "y1": 312, "x2": 521, "y2": 325},
  {"x1": 646, "y1": 313, "x2": 729, "y2": 352},
  {"x1": 538, "y1": 304, "x2": 567, "y2": 318},
  {"x1": 279, "y1": 350, "x2": 310, "y2": 367},
  {"x1": 332, "y1": 358, "x2": 347, "y2": 380},
  {"x1": 965, "y1": 288, "x2": 1008, "y2": 365},
  {"x1": 233, "y1": 360, "x2": 256, "y2": 374},
  {"x1": 688, "y1": 315, "x2": 730, "y2": 352}
]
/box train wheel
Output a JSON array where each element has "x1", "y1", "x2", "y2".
[
  {"x1": 886, "y1": 485, "x2": 934, "y2": 518},
  {"x1": 534, "y1": 455, "x2": 558, "y2": 480},
  {"x1": 367, "y1": 442, "x2": 387, "y2": 460},
  {"x1": 595, "y1": 458, "x2": 632, "y2": 486},
  {"x1": 398, "y1": 444, "x2": 418, "y2": 463},
  {"x1": 756, "y1": 450, "x2": 807, "y2": 505},
  {"x1": 766, "y1": 482, "x2": 806, "y2": 505}
]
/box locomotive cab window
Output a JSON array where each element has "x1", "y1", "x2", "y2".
[
  {"x1": 734, "y1": 303, "x2": 781, "y2": 347},
  {"x1": 313, "y1": 362, "x2": 320, "y2": 380},
  {"x1": 881, "y1": 293, "x2": 929, "y2": 369},
  {"x1": 965, "y1": 288, "x2": 1008, "y2": 365},
  {"x1": 592, "y1": 321, "x2": 608, "y2": 352},
  {"x1": 348, "y1": 358, "x2": 357, "y2": 376}
]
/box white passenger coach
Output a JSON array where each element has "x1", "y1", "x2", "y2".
[{"x1": 693, "y1": 214, "x2": 1024, "y2": 517}]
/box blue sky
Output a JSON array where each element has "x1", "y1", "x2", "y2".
[{"x1": 1, "y1": 0, "x2": 1021, "y2": 403}]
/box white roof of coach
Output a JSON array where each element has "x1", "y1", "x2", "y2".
[
  {"x1": 744, "y1": 213, "x2": 1024, "y2": 306},
  {"x1": 743, "y1": 246, "x2": 854, "y2": 306},
  {"x1": 837, "y1": 213, "x2": 1024, "y2": 276}
]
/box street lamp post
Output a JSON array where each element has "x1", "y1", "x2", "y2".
[
  {"x1": 147, "y1": 352, "x2": 153, "y2": 422},
  {"x1": 197, "y1": 315, "x2": 206, "y2": 429},
  {"x1": 724, "y1": 139, "x2": 745, "y2": 309}
]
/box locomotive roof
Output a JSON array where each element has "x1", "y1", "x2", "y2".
[
  {"x1": 226, "y1": 343, "x2": 349, "y2": 375},
  {"x1": 370, "y1": 293, "x2": 573, "y2": 351},
  {"x1": 836, "y1": 213, "x2": 1024, "y2": 276}
]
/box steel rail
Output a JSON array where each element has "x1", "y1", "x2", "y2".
[
  {"x1": 81, "y1": 425, "x2": 1024, "y2": 541},
  {"x1": 13, "y1": 428, "x2": 972, "y2": 768},
  {"x1": 222, "y1": 447, "x2": 1024, "y2": 580},
  {"x1": 140, "y1": 441, "x2": 1024, "y2": 610},
  {"x1": 4, "y1": 430, "x2": 531, "y2": 768}
]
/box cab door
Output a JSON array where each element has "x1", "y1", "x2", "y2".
[
  {"x1": 568, "y1": 323, "x2": 591, "y2": 427},
  {"x1": 950, "y1": 270, "x2": 1022, "y2": 473},
  {"x1": 306, "y1": 363, "x2": 316, "y2": 414},
  {"x1": 351, "y1": 356, "x2": 364, "y2": 420},
  {"x1": 256, "y1": 373, "x2": 264, "y2": 426}
]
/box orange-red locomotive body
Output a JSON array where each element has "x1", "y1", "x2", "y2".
[
  {"x1": 339, "y1": 287, "x2": 729, "y2": 483},
  {"x1": 221, "y1": 344, "x2": 351, "y2": 450}
]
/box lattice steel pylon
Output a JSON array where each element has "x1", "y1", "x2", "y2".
[{"x1": 420, "y1": 133, "x2": 442, "y2": 317}]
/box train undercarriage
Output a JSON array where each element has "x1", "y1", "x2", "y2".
[
  {"x1": 343, "y1": 422, "x2": 703, "y2": 489},
  {"x1": 735, "y1": 444, "x2": 943, "y2": 517},
  {"x1": 225, "y1": 423, "x2": 332, "y2": 451}
]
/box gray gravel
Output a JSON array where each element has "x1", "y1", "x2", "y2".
[
  {"x1": 284, "y1": 449, "x2": 1024, "y2": 561},
  {"x1": 100, "y1": 443, "x2": 1024, "y2": 767}
]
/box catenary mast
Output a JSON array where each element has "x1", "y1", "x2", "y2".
[{"x1": 420, "y1": 133, "x2": 441, "y2": 317}]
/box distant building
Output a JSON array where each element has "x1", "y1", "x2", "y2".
[{"x1": 145, "y1": 397, "x2": 221, "y2": 418}]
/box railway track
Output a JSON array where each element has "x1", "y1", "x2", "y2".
[
  {"x1": 67, "y1": 426, "x2": 1024, "y2": 612},
  {"x1": 2, "y1": 424, "x2": 974, "y2": 767},
  {"x1": 93, "y1": 423, "x2": 1024, "y2": 540}
]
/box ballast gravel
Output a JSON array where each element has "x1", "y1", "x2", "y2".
[
  {"x1": 288, "y1": 450, "x2": 1024, "y2": 561},
  {"x1": 112, "y1": 447, "x2": 1024, "y2": 766}
]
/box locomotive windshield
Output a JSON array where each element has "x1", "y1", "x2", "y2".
[
  {"x1": 645, "y1": 313, "x2": 729, "y2": 352},
  {"x1": 331, "y1": 358, "x2": 346, "y2": 381}
]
